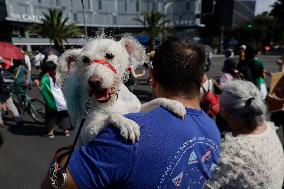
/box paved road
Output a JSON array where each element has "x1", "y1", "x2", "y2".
[{"x1": 0, "y1": 55, "x2": 282, "y2": 189}]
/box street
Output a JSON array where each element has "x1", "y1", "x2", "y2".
[{"x1": 0, "y1": 55, "x2": 282, "y2": 189}]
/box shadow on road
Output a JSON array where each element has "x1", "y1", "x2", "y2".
[{"x1": 5, "y1": 121, "x2": 45, "y2": 136}]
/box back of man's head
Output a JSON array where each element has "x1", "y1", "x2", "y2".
[{"x1": 152, "y1": 39, "x2": 205, "y2": 98}]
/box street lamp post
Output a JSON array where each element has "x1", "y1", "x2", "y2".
[
  {"x1": 162, "y1": 1, "x2": 174, "y2": 40},
  {"x1": 220, "y1": 26, "x2": 224, "y2": 53},
  {"x1": 163, "y1": 1, "x2": 174, "y2": 15},
  {"x1": 81, "y1": 0, "x2": 88, "y2": 37}
]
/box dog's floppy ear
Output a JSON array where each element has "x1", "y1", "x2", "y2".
[
  {"x1": 119, "y1": 35, "x2": 148, "y2": 67},
  {"x1": 56, "y1": 49, "x2": 81, "y2": 87},
  {"x1": 62, "y1": 72, "x2": 83, "y2": 127}
]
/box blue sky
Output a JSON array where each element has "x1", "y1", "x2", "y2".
[{"x1": 255, "y1": 0, "x2": 277, "y2": 15}]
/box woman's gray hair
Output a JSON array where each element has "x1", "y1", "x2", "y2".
[{"x1": 220, "y1": 80, "x2": 266, "y2": 129}]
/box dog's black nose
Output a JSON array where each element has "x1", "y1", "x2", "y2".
[{"x1": 88, "y1": 77, "x2": 103, "y2": 89}]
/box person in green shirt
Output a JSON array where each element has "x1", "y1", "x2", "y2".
[
  {"x1": 237, "y1": 46, "x2": 269, "y2": 100},
  {"x1": 13, "y1": 60, "x2": 29, "y2": 107},
  {"x1": 40, "y1": 61, "x2": 71, "y2": 138}
]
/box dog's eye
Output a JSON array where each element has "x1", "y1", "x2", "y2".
[
  {"x1": 105, "y1": 53, "x2": 114, "y2": 60},
  {"x1": 82, "y1": 56, "x2": 90, "y2": 65},
  {"x1": 67, "y1": 56, "x2": 76, "y2": 64}
]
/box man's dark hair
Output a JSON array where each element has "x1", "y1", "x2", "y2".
[
  {"x1": 152, "y1": 39, "x2": 205, "y2": 97},
  {"x1": 41, "y1": 61, "x2": 57, "y2": 74},
  {"x1": 245, "y1": 46, "x2": 259, "y2": 60}
]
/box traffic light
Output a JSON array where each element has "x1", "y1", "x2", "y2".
[{"x1": 247, "y1": 24, "x2": 253, "y2": 29}]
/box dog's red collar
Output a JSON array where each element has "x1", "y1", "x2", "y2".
[{"x1": 91, "y1": 59, "x2": 117, "y2": 74}]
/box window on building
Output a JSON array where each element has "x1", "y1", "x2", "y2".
[
  {"x1": 24, "y1": 6, "x2": 29, "y2": 14},
  {"x1": 151, "y1": 2, "x2": 156, "y2": 11},
  {"x1": 98, "y1": 0, "x2": 102, "y2": 10},
  {"x1": 87, "y1": 0, "x2": 91, "y2": 9},
  {"x1": 125, "y1": 0, "x2": 127, "y2": 12},
  {"x1": 56, "y1": 0, "x2": 60, "y2": 6},
  {"x1": 186, "y1": 1, "x2": 190, "y2": 11},
  {"x1": 38, "y1": 0, "x2": 41, "y2": 3},
  {"x1": 20, "y1": 28, "x2": 25, "y2": 38},
  {"x1": 70, "y1": 0, "x2": 73, "y2": 8},
  {"x1": 113, "y1": 15, "x2": 117, "y2": 25},
  {"x1": 136, "y1": 0, "x2": 139, "y2": 12},
  {"x1": 12, "y1": 27, "x2": 21, "y2": 37},
  {"x1": 73, "y1": 13, "x2": 77, "y2": 21}
]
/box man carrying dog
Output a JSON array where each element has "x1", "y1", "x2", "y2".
[{"x1": 41, "y1": 39, "x2": 221, "y2": 189}]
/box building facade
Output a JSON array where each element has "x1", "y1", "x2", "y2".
[
  {"x1": 201, "y1": 0, "x2": 256, "y2": 30},
  {"x1": 201, "y1": 0, "x2": 256, "y2": 49},
  {"x1": 232, "y1": 0, "x2": 256, "y2": 26},
  {"x1": 0, "y1": 0, "x2": 202, "y2": 51}
]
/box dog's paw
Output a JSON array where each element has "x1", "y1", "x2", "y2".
[
  {"x1": 159, "y1": 99, "x2": 186, "y2": 119},
  {"x1": 119, "y1": 119, "x2": 140, "y2": 144},
  {"x1": 109, "y1": 114, "x2": 140, "y2": 143}
]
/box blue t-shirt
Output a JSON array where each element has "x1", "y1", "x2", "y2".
[{"x1": 68, "y1": 107, "x2": 221, "y2": 189}]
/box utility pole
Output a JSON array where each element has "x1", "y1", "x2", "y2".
[
  {"x1": 162, "y1": 1, "x2": 174, "y2": 41},
  {"x1": 81, "y1": 0, "x2": 88, "y2": 37},
  {"x1": 220, "y1": 26, "x2": 224, "y2": 53}
]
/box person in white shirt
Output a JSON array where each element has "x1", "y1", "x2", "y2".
[
  {"x1": 34, "y1": 50, "x2": 45, "y2": 69},
  {"x1": 46, "y1": 51, "x2": 59, "y2": 65},
  {"x1": 21, "y1": 50, "x2": 31, "y2": 73}
]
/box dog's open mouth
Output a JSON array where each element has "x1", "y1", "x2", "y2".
[{"x1": 88, "y1": 77, "x2": 116, "y2": 103}]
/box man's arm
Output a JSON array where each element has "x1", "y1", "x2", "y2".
[{"x1": 41, "y1": 127, "x2": 136, "y2": 189}]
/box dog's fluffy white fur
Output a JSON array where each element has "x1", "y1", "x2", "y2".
[{"x1": 56, "y1": 36, "x2": 186, "y2": 146}]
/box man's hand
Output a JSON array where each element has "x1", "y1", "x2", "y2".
[
  {"x1": 40, "y1": 152, "x2": 79, "y2": 189},
  {"x1": 41, "y1": 169, "x2": 79, "y2": 189}
]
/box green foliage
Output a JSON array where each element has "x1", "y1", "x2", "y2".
[
  {"x1": 211, "y1": 37, "x2": 220, "y2": 50},
  {"x1": 270, "y1": 0, "x2": 284, "y2": 28},
  {"x1": 134, "y1": 11, "x2": 170, "y2": 50},
  {"x1": 28, "y1": 9, "x2": 83, "y2": 52},
  {"x1": 232, "y1": 13, "x2": 283, "y2": 49}
]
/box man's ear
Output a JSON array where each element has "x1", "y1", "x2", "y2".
[
  {"x1": 119, "y1": 36, "x2": 148, "y2": 66},
  {"x1": 149, "y1": 69, "x2": 157, "y2": 88}
]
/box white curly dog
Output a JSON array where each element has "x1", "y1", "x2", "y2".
[{"x1": 56, "y1": 36, "x2": 186, "y2": 147}]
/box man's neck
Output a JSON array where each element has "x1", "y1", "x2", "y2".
[
  {"x1": 156, "y1": 93, "x2": 201, "y2": 110},
  {"x1": 152, "y1": 82, "x2": 201, "y2": 110}
]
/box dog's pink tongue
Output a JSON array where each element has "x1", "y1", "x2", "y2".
[
  {"x1": 95, "y1": 93, "x2": 109, "y2": 101},
  {"x1": 91, "y1": 88, "x2": 113, "y2": 102}
]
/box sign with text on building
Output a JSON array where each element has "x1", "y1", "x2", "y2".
[
  {"x1": 7, "y1": 13, "x2": 44, "y2": 23},
  {"x1": 166, "y1": 19, "x2": 194, "y2": 27}
]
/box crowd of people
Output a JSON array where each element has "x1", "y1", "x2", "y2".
[
  {"x1": 40, "y1": 39, "x2": 284, "y2": 189},
  {"x1": 0, "y1": 49, "x2": 72, "y2": 139},
  {"x1": 0, "y1": 38, "x2": 284, "y2": 188}
]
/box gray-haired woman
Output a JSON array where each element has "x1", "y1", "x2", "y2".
[{"x1": 205, "y1": 80, "x2": 284, "y2": 189}]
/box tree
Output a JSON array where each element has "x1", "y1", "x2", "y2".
[
  {"x1": 270, "y1": 0, "x2": 284, "y2": 28},
  {"x1": 29, "y1": 9, "x2": 83, "y2": 52},
  {"x1": 232, "y1": 13, "x2": 282, "y2": 49},
  {"x1": 134, "y1": 11, "x2": 168, "y2": 50},
  {"x1": 270, "y1": 0, "x2": 284, "y2": 44}
]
